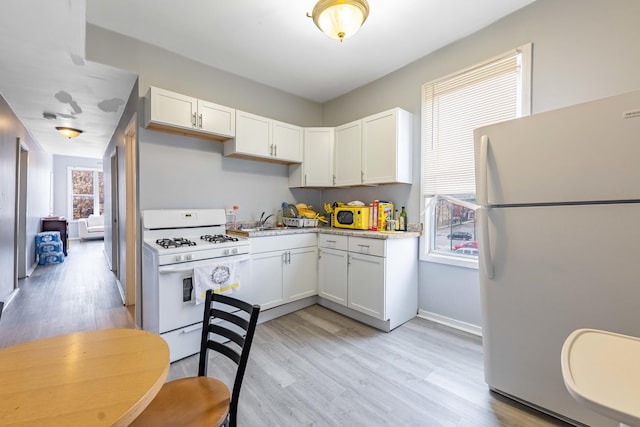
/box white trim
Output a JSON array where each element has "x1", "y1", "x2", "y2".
[{"x1": 417, "y1": 309, "x2": 482, "y2": 337}]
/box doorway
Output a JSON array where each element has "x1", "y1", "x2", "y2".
[
  {"x1": 14, "y1": 139, "x2": 28, "y2": 285},
  {"x1": 124, "y1": 114, "x2": 137, "y2": 311},
  {"x1": 110, "y1": 148, "x2": 119, "y2": 280}
]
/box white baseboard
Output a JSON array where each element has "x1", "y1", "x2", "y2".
[
  {"x1": 26, "y1": 261, "x2": 38, "y2": 277},
  {"x1": 417, "y1": 309, "x2": 482, "y2": 337}
]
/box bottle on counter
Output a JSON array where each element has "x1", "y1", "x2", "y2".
[
  {"x1": 399, "y1": 206, "x2": 407, "y2": 231},
  {"x1": 394, "y1": 209, "x2": 400, "y2": 231}
]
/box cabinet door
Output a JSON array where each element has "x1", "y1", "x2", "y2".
[
  {"x1": 147, "y1": 87, "x2": 197, "y2": 130},
  {"x1": 293, "y1": 127, "x2": 334, "y2": 187},
  {"x1": 197, "y1": 99, "x2": 235, "y2": 138},
  {"x1": 362, "y1": 108, "x2": 412, "y2": 184},
  {"x1": 234, "y1": 111, "x2": 271, "y2": 157},
  {"x1": 272, "y1": 120, "x2": 302, "y2": 163},
  {"x1": 250, "y1": 251, "x2": 284, "y2": 310},
  {"x1": 284, "y1": 247, "x2": 318, "y2": 302},
  {"x1": 348, "y1": 252, "x2": 386, "y2": 320},
  {"x1": 318, "y1": 248, "x2": 348, "y2": 306},
  {"x1": 334, "y1": 120, "x2": 362, "y2": 186}
]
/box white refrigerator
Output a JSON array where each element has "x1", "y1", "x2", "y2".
[{"x1": 474, "y1": 90, "x2": 640, "y2": 426}]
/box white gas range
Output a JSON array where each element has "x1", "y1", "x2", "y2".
[{"x1": 141, "y1": 209, "x2": 251, "y2": 362}]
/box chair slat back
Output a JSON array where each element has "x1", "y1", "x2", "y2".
[{"x1": 197, "y1": 289, "x2": 260, "y2": 427}]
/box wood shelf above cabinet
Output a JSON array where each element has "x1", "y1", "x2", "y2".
[{"x1": 144, "y1": 86, "x2": 235, "y2": 142}]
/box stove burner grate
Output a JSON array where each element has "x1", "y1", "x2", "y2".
[
  {"x1": 156, "y1": 238, "x2": 197, "y2": 249},
  {"x1": 200, "y1": 234, "x2": 239, "y2": 244}
]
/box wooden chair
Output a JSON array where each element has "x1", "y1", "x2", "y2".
[{"x1": 131, "y1": 290, "x2": 260, "y2": 427}]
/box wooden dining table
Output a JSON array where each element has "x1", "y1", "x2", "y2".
[{"x1": 0, "y1": 328, "x2": 169, "y2": 426}]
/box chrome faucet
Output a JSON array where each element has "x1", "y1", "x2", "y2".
[{"x1": 258, "y1": 212, "x2": 274, "y2": 227}]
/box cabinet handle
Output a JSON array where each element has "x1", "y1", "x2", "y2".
[
  {"x1": 333, "y1": 175, "x2": 336, "y2": 186},
  {"x1": 304, "y1": 174, "x2": 307, "y2": 186},
  {"x1": 361, "y1": 170, "x2": 364, "y2": 183},
  {"x1": 269, "y1": 144, "x2": 273, "y2": 156},
  {"x1": 274, "y1": 144, "x2": 277, "y2": 157},
  {"x1": 358, "y1": 244, "x2": 370, "y2": 249},
  {"x1": 192, "y1": 112, "x2": 197, "y2": 128},
  {"x1": 288, "y1": 251, "x2": 291, "y2": 264},
  {"x1": 198, "y1": 113, "x2": 203, "y2": 128}
]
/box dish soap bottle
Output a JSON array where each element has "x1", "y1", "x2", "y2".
[
  {"x1": 399, "y1": 206, "x2": 407, "y2": 231},
  {"x1": 394, "y1": 209, "x2": 400, "y2": 231}
]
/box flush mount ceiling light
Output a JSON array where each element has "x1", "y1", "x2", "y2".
[
  {"x1": 55, "y1": 126, "x2": 83, "y2": 139},
  {"x1": 308, "y1": 0, "x2": 369, "y2": 43}
]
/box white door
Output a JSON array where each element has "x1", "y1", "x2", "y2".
[
  {"x1": 475, "y1": 91, "x2": 640, "y2": 206},
  {"x1": 284, "y1": 247, "x2": 317, "y2": 302},
  {"x1": 197, "y1": 100, "x2": 235, "y2": 137},
  {"x1": 302, "y1": 127, "x2": 334, "y2": 187},
  {"x1": 235, "y1": 111, "x2": 270, "y2": 157},
  {"x1": 272, "y1": 121, "x2": 302, "y2": 163},
  {"x1": 479, "y1": 203, "x2": 640, "y2": 427},
  {"x1": 347, "y1": 252, "x2": 385, "y2": 319},
  {"x1": 362, "y1": 110, "x2": 396, "y2": 184},
  {"x1": 334, "y1": 120, "x2": 361, "y2": 186},
  {"x1": 150, "y1": 87, "x2": 197, "y2": 130},
  {"x1": 318, "y1": 248, "x2": 348, "y2": 305},
  {"x1": 250, "y1": 251, "x2": 284, "y2": 309}
]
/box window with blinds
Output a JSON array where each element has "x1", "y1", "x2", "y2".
[{"x1": 421, "y1": 44, "x2": 531, "y2": 264}]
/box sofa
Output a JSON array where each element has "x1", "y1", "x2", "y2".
[{"x1": 78, "y1": 214, "x2": 105, "y2": 240}]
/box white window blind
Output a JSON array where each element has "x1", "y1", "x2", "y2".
[{"x1": 422, "y1": 47, "x2": 528, "y2": 196}]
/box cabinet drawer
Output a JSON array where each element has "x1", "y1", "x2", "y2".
[
  {"x1": 162, "y1": 323, "x2": 202, "y2": 362},
  {"x1": 318, "y1": 234, "x2": 348, "y2": 250},
  {"x1": 251, "y1": 233, "x2": 317, "y2": 253},
  {"x1": 348, "y1": 236, "x2": 385, "y2": 257}
]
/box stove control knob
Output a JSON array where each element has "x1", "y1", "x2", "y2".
[
  {"x1": 185, "y1": 254, "x2": 193, "y2": 261},
  {"x1": 224, "y1": 249, "x2": 230, "y2": 255},
  {"x1": 175, "y1": 254, "x2": 184, "y2": 262},
  {"x1": 232, "y1": 248, "x2": 238, "y2": 254}
]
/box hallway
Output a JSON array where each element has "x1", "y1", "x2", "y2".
[{"x1": 0, "y1": 239, "x2": 134, "y2": 348}]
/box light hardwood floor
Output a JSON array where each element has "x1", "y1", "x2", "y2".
[{"x1": 0, "y1": 240, "x2": 571, "y2": 426}]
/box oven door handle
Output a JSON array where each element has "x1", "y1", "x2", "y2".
[{"x1": 158, "y1": 255, "x2": 250, "y2": 274}]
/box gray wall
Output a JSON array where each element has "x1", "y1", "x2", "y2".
[
  {"x1": 0, "y1": 94, "x2": 53, "y2": 304},
  {"x1": 321, "y1": 0, "x2": 640, "y2": 328},
  {"x1": 52, "y1": 154, "x2": 103, "y2": 239},
  {"x1": 86, "y1": 25, "x2": 323, "y2": 222}
]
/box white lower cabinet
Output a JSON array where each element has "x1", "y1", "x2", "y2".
[
  {"x1": 318, "y1": 233, "x2": 418, "y2": 329},
  {"x1": 250, "y1": 234, "x2": 318, "y2": 310},
  {"x1": 251, "y1": 250, "x2": 285, "y2": 309},
  {"x1": 347, "y1": 251, "x2": 385, "y2": 319},
  {"x1": 318, "y1": 245, "x2": 348, "y2": 305}
]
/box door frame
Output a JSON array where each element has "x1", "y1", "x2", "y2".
[{"x1": 14, "y1": 138, "x2": 28, "y2": 285}]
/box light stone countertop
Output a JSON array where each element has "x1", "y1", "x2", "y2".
[{"x1": 227, "y1": 225, "x2": 421, "y2": 240}]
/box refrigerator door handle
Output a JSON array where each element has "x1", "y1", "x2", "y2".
[
  {"x1": 478, "y1": 135, "x2": 489, "y2": 206},
  {"x1": 478, "y1": 207, "x2": 494, "y2": 279}
]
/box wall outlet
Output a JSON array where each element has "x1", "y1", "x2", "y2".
[{"x1": 225, "y1": 208, "x2": 235, "y2": 215}]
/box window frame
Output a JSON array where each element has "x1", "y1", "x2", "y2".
[
  {"x1": 67, "y1": 166, "x2": 103, "y2": 220},
  {"x1": 420, "y1": 44, "x2": 532, "y2": 267}
]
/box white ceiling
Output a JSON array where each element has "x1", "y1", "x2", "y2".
[
  {"x1": 0, "y1": 0, "x2": 535, "y2": 159},
  {"x1": 86, "y1": 0, "x2": 536, "y2": 103}
]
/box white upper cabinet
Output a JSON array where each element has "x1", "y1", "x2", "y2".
[
  {"x1": 272, "y1": 120, "x2": 303, "y2": 163},
  {"x1": 225, "y1": 111, "x2": 302, "y2": 164},
  {"x1": 334, "y1": 120, "x2": 362, "y2": 186},
  {"x1": 289, "y1": 127, "x2": 334, "y2": 187},
  {"x1": 361, "y1": 108, "x2": 412, "y2": 185},
  {"x1": 144, "y1": 86, "x2": 235, "y2": 141},
  {"x1": 197, "y1": 99, "x2": 236, "y2": 137}
]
